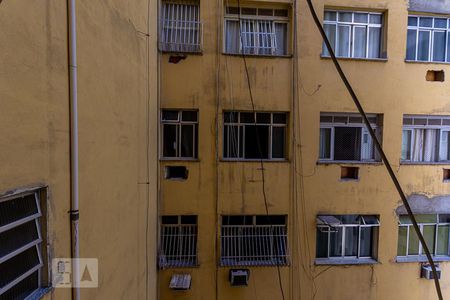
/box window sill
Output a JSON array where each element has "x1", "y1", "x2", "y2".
[
  {"x1": 222, "y1": 52, "x2": 293, "y2": 59},
  {"x1": 405, "y1": 59, "x2": 450, "y2": 66},
  {"x1": 221, "y1": 159, "x2": 290, "y2": 163},
  {"x1": 317, "y1": 160, "x2": 382, "y2": 165},
  {"x1": 400, "y1": 161, "x2": 450, "y2": 166},
  {"x1": 160, "y1": 158, "x2": 199, "y2": 162},
  {"x1": 27, "y1": 287, "x2": 53, "y2": 300},
  {"x1": 315, "y1": 258, "x2": 378, "y2": 265},
  {"x1": 396, "y1": 256, "x2": 450, "y2": 263},
  {"x1": 320, "y1": 55, "x2": 388, "y2": 62}
]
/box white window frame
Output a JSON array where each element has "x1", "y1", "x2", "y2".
[
  {"x1": 223, "y1": 111, "x2": 288, "y2": 161},
  {"x1": 406, "y1": 15, "x2": 450, "y2": 62},
  {"x1": 323, "y1": 10, "x2": 384, "y2": 59},
  {"x1": 318, "y1": 113, "x2": 381, "y2": 163},
  {"x1": 223, "y1": 7, "x2": 289, "y2": 56},
  {"x1": 397, "y1": 214, "x2": 450, "y2": 259},
  {"x1": 0, "y1": 190, "x2": 44, "y2": 298},
  {"x1": 160, "y1": 110, "x2": 198, "y2": 160},
  {"x1": 401, "y1": 115, "x2": 450, "y2": 163},
  {"x1": 315, "y1": 215, "x2": 380, "y2": 264}
]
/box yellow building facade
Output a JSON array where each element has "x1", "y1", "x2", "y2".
[{"x1": 158, "y1": 0, "x2": 450, "y2": 299}]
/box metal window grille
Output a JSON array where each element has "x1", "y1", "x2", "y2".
[
  {"x1": 224, "y1": 6, "x2": 289, "y2": 56},
  {"x1": 160, "y1": 1, "x2": 203, "y2": 53},
  {"x1": 220, "y1": 216, "x2": 289, "y2": 266},
  {"x1": 159, "y1": 216, "x2": 198, "y2": 268},
  {"x1": 397, "y1": 214, "x2": 450, "y2": 257},
  {"x1": 406, "y1": 16, "x2": 450, "y2": 62},
  {"x1": 0, "y1": 191, "x2": 43, "y2": 299},
  {"x1": 316, "y1": 215, "x2": 380, "y2": 260},
  {"x1": 401, "y1": 115, "x2": 450, "y2": 162},
  {"x1": 323, "y1": 10, "x2": 383, "y2": 59},
  {"x1": 319, "y1": 113, "x2": 381, "y2": 162},
  {"x1": 223, "y1": 111, "x2": 287, "y2": 160},
  {"x1": 161, "y1": 110, "x2": 198, "y2": 159}
]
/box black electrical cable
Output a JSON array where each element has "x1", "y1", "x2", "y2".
[
  {"x1": 235, "y1": 0, "x2": 286, "y2": 299},
  {"x1": 305, "y1": 1, "x2": 443, "y2": 299}
]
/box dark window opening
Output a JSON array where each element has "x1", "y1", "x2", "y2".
[
  {"x1": 161, "y1": 110, "x2": 198, "y2": 159},
  {"x1": 444, "y1": 169, "x2": 450, "y2": 181},
  {"x1": 165, "y1": 166, "x2": 188, "y2": 180},
  {"x1": 334, "y1": 127, "x2": 361, "y2": 160},
  {"x1": 426, "y1": 70, "x2": 445, "y2": 82}
]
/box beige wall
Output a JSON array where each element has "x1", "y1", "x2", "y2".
[{"x1": 0, "y1": 0, "x2": 158, "y2": 299}]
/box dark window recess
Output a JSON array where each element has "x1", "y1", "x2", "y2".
[
  {"x1": 161, "y1": 110, "x2": 198, "y2": 159},
  {"x1": 341, "y1": 166, "x2": 359, "y2": 180},
  {"x1": 334, "y1": 127, "x2": 361, "y2": 160},
  {"x1": 444, "y1": 169, "x2": 450, "y2": 181},
  {"x1": 426, "y1": 70, "x2": 445, "y2": 82},
  {"x1": 165, "y1": 166, "x2": 188, "y2": 180}
]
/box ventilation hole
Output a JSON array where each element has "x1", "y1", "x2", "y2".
[
  {"x1": 165, "y1": 166, "x2": 188, "y2": 180},
  {"x1": 444, "y1": 169, "x2": 450, "y2": 181},
  {"x1": 168, "y1": 55, "x2": 186, "y2": 64},
  {"x1": 426, "y1": 70, "x2": 445, "y2": 82},
  {"x1": 341, "y1": 166, "x2": 359, "y2": 180}
]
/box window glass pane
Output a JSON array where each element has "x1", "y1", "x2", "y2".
[
  {"x1": 182, "y1": 111, "x2": 197, "y2": 122},
  {"x1": 439, "y1": 131, "x2": 450, "y2": 161},
  {"x1": 423, "y1": 129, "x2": 439, "y2": 162},
  {"x1": 244, "y1": 125, "x2": 269, "y2": 159},
  {"x1": 440, "y1": 214, "x2": 450, "y2": 223},
  {"x1": 362, "y1": 216, "x2": 379, "y2": 225},
  {"x1": 275, "y1": 23, "x2": 288, "y2": 56},
  {"x1": 319, "y1": 128, "x2": 331, "y2": 159},
  {"x1": 322, "y1": 24, "x2": 336, "y2": 56},
  {"x1": 360, "y1": 227, "x2": 373, "y2": 257},
  {"x1": 435, "y1": 18, "x2": 447, "y2": 28},
  {"x1": 423, "y1": 225, "x2": 436, "y2": 254},
  {"x1": 258, "y1": 21, "x2": 273, "y2": 55},
  {"x1": 329, "y1": 227, "x2": 343, "y2": 257},
  {"x1": 368, "y1": 27, "x2": 381, "y2": 58},
  {"x1": 418, "y1": 31, "x2": 430, "y2": 61},
  {"x1": 408, "y1": 16, "x2": 418, "y2": 26},
  {"x1": 397, "y1": 227, "x2": 408, "y2": 256},
  {"x1": 316, "y1": 228, "x2": 329, "y2": 258},
  {"x1": 225, "y1": 20, "x2": 240, "y2": 54},
  {"x1": 437, "y1": 225, "x2": 449, "y2": 255},
  {"x1": 406, "y1": 29, "x2": 417, "y2": 60},
  {"x1": 408, "y1": 227, "x2": 419, "y2": 255},
  {"x1": 224, "y1": 125, "x2": 240, "y2": 158},
  {"x1": 163, "y1": 124, "x2": 177, "y2": 157},
  {"x1": 241, "y1": 112, "x2": 255, "y2": 123},
  {"x1": 344, "y1": 227, "x2": 358, "y2": 256},
  {"x1": 324, "y1": 11, "x2": 336, "y2": 21},
  {"x1": 419, "y1": 17, "x2": 433, "y2": 27},
  {"x1": 339, "y1": 215, "x2": 360, "y2": 224},
  {"x1": 273, "y1": 113, "x2": 287, "y2": 124},
  {"x1": 433, "y1": 31, "x2": 446, "y2": 62},
  {"x1": 447, "y1": 32, "x2": 450, "y2": 62},
  {"x1": 162, "y1": 110, "x2": 179, "y2": 121},
  {"x1": 224, "y1": 112, "x2": 238, "y2": 123},
  {"x1": 333, "y1": 127, "x2": 361, "y2": 160},
  {"x1": 338, "y1": 12, "x2": 352, "y2": 22},
  {"x1": 256, "y1": 113, "x2": 271, "y2": 124},
  {"x1": 401, "y1": 130, "x2": 412, "y2": 160},
  {"x1": 337, "y1": 26, "x2": 351, "y2": 57},
  {"x1": 415, "y1": 214, "x2": 437, "y2": 223},
  {"x1": 369, "y1": 14, "x2": 382, "y2": 24},
  {"x1": 353, "y1": 27, "x2": 367, "y2": 58},
  {"x1": 272, "y1": 127, "x2": 285, "y2": 159},
  {"x1": 354, "y1": 13, "x2": 368, "y2": 23},
  {"x1": 180, "y1": 124, "x2": 194, "y2": 157}
]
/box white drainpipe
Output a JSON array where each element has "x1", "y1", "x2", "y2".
[{"x1": 68, "y1": 0, "x2": 80, "y2": 299}]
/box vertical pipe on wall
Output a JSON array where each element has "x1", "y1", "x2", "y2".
[{"x1": 67, "y1": 0, "x2": 80, "y2": 299}]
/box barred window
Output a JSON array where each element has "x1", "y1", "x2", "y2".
[
  {"x1": 159, "y1": 215, "x2": 198, "y2": 268},
  {"x1": 397, "y1": 214, "x2": 450, "y2": 259},
  {"x1": 220, "y1": 215, "x2": 289, "y2": 266},
  {"x1": 223, "y1": 111, "x2": 287, "y2": 160},
  {"x1": 316, "y1": 215, "x2": 379, "y2": 264},
  {"x1": 323, "y1": 10, "x2": 384, "y2": 59},
  {"x1": 224, "y1": 6, "x2": 289, "y2": 56},
  {"x1": 406, "y1": 16, "x2": 450, "y2": 62},
  {"x1": 161, "y1": 110, "x2": 198, "y2": 159},
  {"x1": 0, "y1": 191, "x2": 44, "y2": 299},
  {"x1": 160, "y1": 1, "x2": 202, "y2": 53},
  {"x1": 401, "y1": 115, "x2": 450, "y2": 163},
  {"x1": 319, "y1": 113, "x2": 382, "y2": 162}
]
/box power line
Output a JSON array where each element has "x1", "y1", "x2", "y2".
[{"x1": 305, "y1": 1, "x2": 443, "y2": 299}]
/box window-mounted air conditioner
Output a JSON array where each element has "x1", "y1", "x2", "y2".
[
  {"x1": 421, "y1": 264, "x2": 441, "y2": 280},
  {"x1": 169, "y1": 274, "x2": 191, "y2": 290},
  {"x1": 229, "y1": 269, "x2": 250, "y2": 287}
]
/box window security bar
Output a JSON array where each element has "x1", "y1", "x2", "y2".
[
  {"x1": 160, "y1": 3, "x2": 203, "y2": 53},
  {"x1": 220, "y1": 224, "x2": 289, "y2": 266},
  {"x1": 159, "y1": 224, "x2": 198, "y2": 268}
]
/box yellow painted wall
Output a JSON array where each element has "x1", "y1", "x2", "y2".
[
  {"x1": 159, "y1": 0, "x2": 450, "y2": 299},
  {"x1": 0, "y1": 0, "x2": 158, "y2": 299}
]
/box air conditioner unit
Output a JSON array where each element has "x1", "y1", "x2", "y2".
[
  {"x1": 169, "y1": 274, "x2": 191, "y2": 290},
  {"x1": 229, "y1": 269, "x2": 250, "y2": 287},
  {"x1": 421, "y1": 264, "x2": 441, "y2": 280}
]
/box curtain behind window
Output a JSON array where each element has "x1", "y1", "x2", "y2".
[{"x1": 225, "y1": 20, "x2": 240, "y2": 53}]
